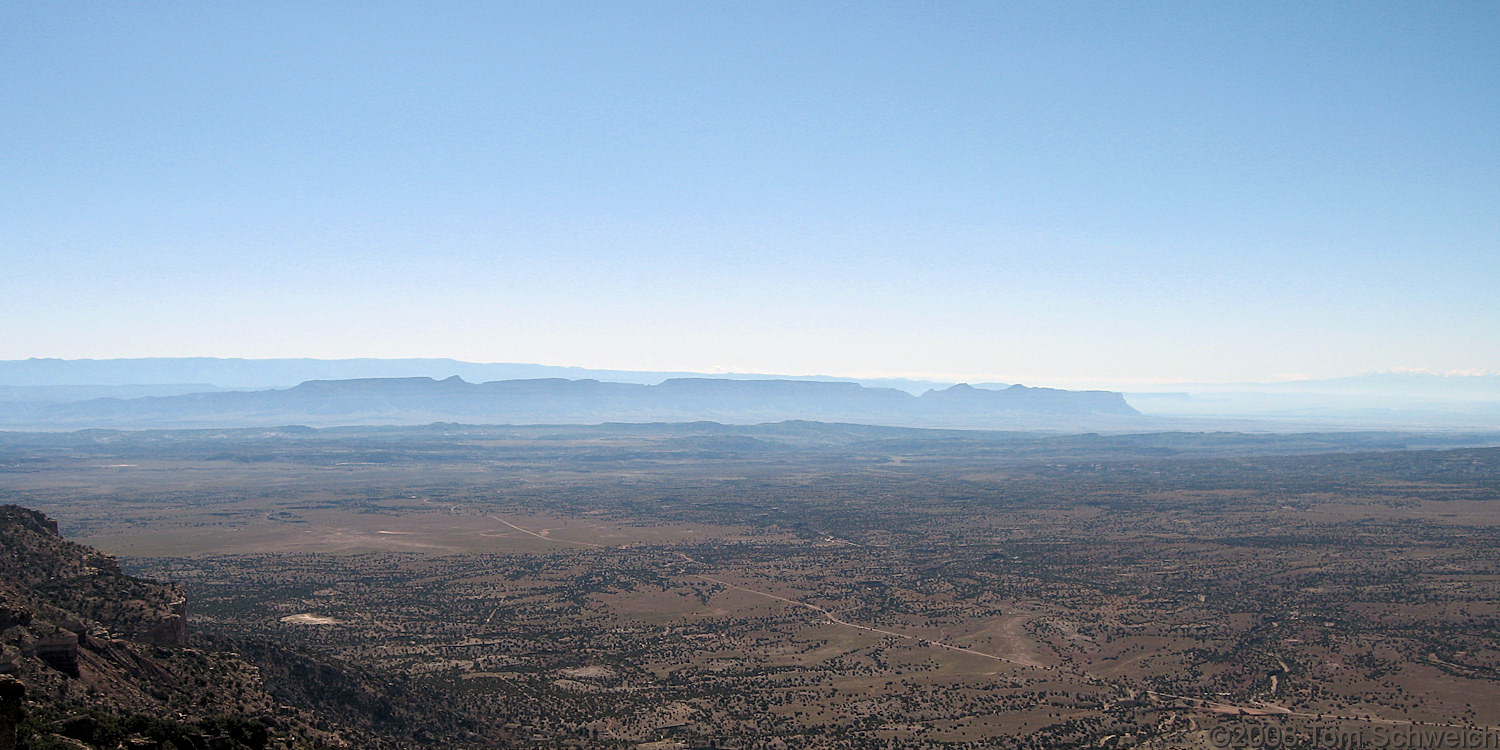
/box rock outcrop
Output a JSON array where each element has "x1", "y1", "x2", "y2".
[
  {"x1": 0, "y1": 505, "x2": 188, "y2": 648},
  {"x1": 0, "y1": 505, "x2": 341, "y2": 748},
  {"x1": 0, "y1": 677, "x2": 24, "y2": 750}
]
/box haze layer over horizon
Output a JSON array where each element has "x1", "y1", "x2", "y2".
[{"x1": 3, "y1": 3, "x2": 1496, "y2": 383}]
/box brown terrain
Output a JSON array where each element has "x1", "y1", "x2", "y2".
[{"x1": 2, "y1": 423, "x2": 1498, "y2": 748}]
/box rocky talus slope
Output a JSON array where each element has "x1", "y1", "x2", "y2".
[{"x1": 0, "y1": 505, "x2": 342, "y2": 749}]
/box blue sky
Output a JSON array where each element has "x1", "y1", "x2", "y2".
[{"x1": 3, "y1": 2, "x2": 1496, "y2": 386}]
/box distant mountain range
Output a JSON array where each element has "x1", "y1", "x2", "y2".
[
  {"x1": 1121, "y1": 371, "x2": 1500, "y2": 428},
  {"x1": 0, "y1": 376, "x2": 1138, "y2": 431},
  {"x1": 7, "y1": 358, "x2": 1493, "y2": 431},
  {"x1": 5, "y1": 358, "x2": 1495, "y2": 402},
  {"x1": 0, "y1": 357, "x2": 958, "y2": 394},
  {"x1": 1129, "y1": 371, "x2": 1500, "y2": 400}
]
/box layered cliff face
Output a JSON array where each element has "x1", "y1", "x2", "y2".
[
  {"x1": 0, "y1": 505, "x2": 186, "y2": 649},
  {"x1": 0, "y1": 506, "x2": 339, "y2": 749}
]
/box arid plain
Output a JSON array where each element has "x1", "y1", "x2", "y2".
[{"x1": 4, "y1": 424, "x2": 1499, "y2": 748}]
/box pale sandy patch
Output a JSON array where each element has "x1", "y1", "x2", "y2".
[{"x1": 280, "y1": 613, "x2": 342, "y2": 625}]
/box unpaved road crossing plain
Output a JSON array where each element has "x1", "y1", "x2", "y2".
[{"x1": 8, "y1": 423, "x2": 1500, "y2": 748}]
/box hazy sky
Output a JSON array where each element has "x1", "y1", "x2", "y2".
[{"x1": 3, "y1": 2, "x2": 1497, "y2": 386}]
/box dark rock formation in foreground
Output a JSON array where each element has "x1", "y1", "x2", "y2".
[
  {"x1": 0, "y1": 506, "x2": 186, "y2": 649},
  {"x1": 0, "y1": 505, "x2": 493, "y2": 749},
  {"x1": 0, "y1": 506, "x2": 332, "y2": 749}
]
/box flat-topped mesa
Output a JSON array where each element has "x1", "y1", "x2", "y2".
[{"x1": 20, "y1": 376, "x2": 1142, "y2": 429}]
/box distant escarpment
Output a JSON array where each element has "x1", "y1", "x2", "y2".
[{"x1": 4, "y1": 377, "x2": 1140, "y2": 430}]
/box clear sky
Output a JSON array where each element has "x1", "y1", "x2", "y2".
[{"x1": 3, "y1": 2, "x2": 1497, "y2": 387}]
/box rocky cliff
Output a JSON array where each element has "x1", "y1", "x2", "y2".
[
  {"x1": 0, "y1": 506, "x2": 342, "y2": 749},
  {"x1": 0, "y1": 505, "x2": 498, "y2": 749}
]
